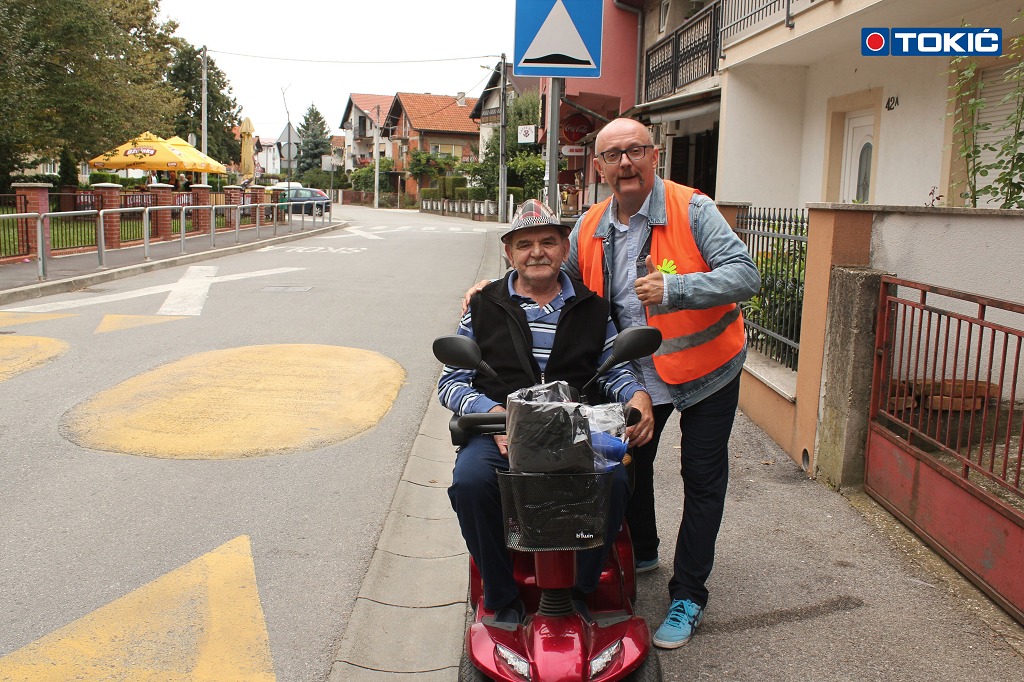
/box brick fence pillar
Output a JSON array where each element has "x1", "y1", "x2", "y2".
[
  {"x1": 91, "y1": 183, "x2": 122, "y2": 250},
  {"x1": 191, "y1": 184, "x2": 212, "y2": 234},
  {"x1": 148, "y1": 183, "x2": 174, "y2": 240},
  {"x1": 12, "y1": 183, "x2": 52, "y2": 259},
  {"x1": 223, "y1": 185, "x2": 243, "y2": 229},
  {"x1": 271, "y1": 189, "x2": 285, "y2": 224},
  {"x1": 249, "y1": 186, "x2": 268, "y2": 225}
]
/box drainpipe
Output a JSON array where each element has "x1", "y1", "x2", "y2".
[{"x1": 614, "y1": 1, "x2": 644, "y2": 109}]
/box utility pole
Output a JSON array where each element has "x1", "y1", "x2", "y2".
[
  {"x1": 281, "y1": 85, "x2": 292, "y2": 187},
  {"x1": 498, "y1": 54, "x2": 508, "y2": 223},
  {"x1": 373, "y1": 105, "x2": 381, "y2": 209},
  {"x1": 545, "y1": 77, "x2": 563, "y2": 216},
  {"x1": 201, "y1": 45, "x2": 208, "y2": 186}
]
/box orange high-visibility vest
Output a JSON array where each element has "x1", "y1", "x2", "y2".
[{"x1": 576, "y1": 181, "x2": 746, "y2": 385}]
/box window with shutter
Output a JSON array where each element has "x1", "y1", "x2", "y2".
[{"x1": 976, "y1": 65, "x2": 1016, "y2": 206}]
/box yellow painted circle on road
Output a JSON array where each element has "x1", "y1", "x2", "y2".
[
  {"x1": 60, "y1": 344, "x2": 406, "y2": 459},
  {"x1": 0, "y1": 335, "x2": 69, "y2": 383}
]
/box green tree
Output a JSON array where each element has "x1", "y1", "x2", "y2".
[
  {"x1": 352, "y1": 157, "x2": 394, "y2": 191},
  {"x1": 0, "y1": 0, "x2": 180, "y2": 190},
  {"x1": 58, "y1": 146, "x2": 79, "y2": 187},
  {"x1": 168, "y1": 40, "x2": 242, "y2": 166},
  {"x1": 467, "y1": 88, "x2": 544, "y2": 195},
  {"x1": 296, "y1": 104, "x2": 331, "y2": 174}
]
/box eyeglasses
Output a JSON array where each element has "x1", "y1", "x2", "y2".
[{"x1": 597, "y1": 145, "x2": 653, "y2": 164}]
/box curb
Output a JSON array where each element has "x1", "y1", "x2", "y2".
[
  {"x1": 328, "y1": 228, "x2": 504, "y2": 681},
  {"x1": 0, "y1": 220, "x2": 350, "y2": 308}
]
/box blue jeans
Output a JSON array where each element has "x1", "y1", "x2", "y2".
[{"x1": 448, "y1": 434, "x2": 631, "y2": 611}]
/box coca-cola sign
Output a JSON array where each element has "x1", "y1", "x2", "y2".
[{"x1": 562, "y1": 113, "x2": 593, "y2": 143}]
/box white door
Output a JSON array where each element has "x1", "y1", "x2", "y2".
[{"x1": 840, "y1": 109, "x2": 874, "y2": 203}]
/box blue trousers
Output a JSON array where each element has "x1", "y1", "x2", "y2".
[{"x1": 448, "y1": 434, "x2": 631, "y2": 611}]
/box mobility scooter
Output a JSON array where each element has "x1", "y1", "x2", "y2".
[{"x1": 433, "y1": 326, "x2": 664, "y2": 682}]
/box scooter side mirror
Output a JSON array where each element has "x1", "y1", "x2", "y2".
[
  {"x1": 432, "y1": 335, "x2": 501, "y2": 381},
  {"x1": 579, "y1": 326, "x2": 663, "y2": 399}
]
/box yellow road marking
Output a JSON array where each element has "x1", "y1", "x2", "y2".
[
  {"x1": 0, "y1": 336, "x2": 68, "y2": 383},
  {"x1": 94, "y1": 314, "x2": 188, "y2": 334},
  {"x1": 61, "y1": 344, "x2": 406, "y2": 459},
  {"x1": 0, "y1": 536, "x2": 276, "y2": 682},
  {"x1": 0, "y1": 312, "x2": 77, "y2": 328}
]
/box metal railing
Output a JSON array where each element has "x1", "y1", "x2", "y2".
[
  {"x1": 48, "y1": 193, "x2": 102, "y2": 249},
  {"x1": 119, "y1": 192, "x2": 157, "y2": 242},
  {"x1": 872, "y1": 278, "x2": 1024, "y2": 505},
  {"x1": 18, "y1": 199, "x2": 333, "y2": 278},
  {"x1": 734, "y1": 206, "x2": 807, "y2": 370},
  {"x1": 720, "y1": 0, "x2": 793, "y2": 51},
  {"x1": 645, "y1": 1, "x2": 722, "y2": 102},
  {"x1": 420, "y1": 199, "x2": 502, "y2": 219}
]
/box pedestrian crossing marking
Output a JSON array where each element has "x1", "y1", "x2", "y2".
[
  {"x1": 473, "y1": 227, "x2": 487, "y2": 232},
  {"x1": 0, "y1": 536, "x2": 276, "y2": 682},
  {"x1": 422, "y1": 226, "x2": 436, "y2": 230},
  {"x1": 449, "y1": 227, "x2": 462, "y2": 232},
  {"x1": 0, "y1": 312, "x2": 78, "y2": 328},
  {"x1": 0, "y1": 335, "x2": 68, "y2": 383},
  {"x1": 94, "y1": 314, "x2": 189, "y2": 334}
]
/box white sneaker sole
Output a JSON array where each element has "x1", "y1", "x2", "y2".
[
  {"x1": 635, "y1": 560, "x2": 659, "y2": 573},
  {"x1": 652, "y1": 631, "x2": 695, "y2": 649}
]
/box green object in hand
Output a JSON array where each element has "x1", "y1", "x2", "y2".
[{"x1": 656, "y1": 259, "x2": 676, "y2": 275}]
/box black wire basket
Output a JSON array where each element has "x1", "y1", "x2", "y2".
[{"x1": 497, "y1": 470, "x2": 615, "y2": 552}]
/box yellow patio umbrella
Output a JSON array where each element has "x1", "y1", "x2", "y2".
[
  {"x1": 164, "y1": 136, "x2": 228, "y2": 174},
  {"x1": 89, "y1": 132, "x2": 196, "y2": 172},
  {"x1": 239, "y1": 117, "x2": 256, "y2": 182}
]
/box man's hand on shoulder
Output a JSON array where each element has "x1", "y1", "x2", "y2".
[
  {"x1": 625, "y1": 391, "x2": 654, "y2": 447},
  {"x1": 489, "y1": 404, "x2": 509, "y2": 456},
  {"x1": 462, "y1": 279, "x2": 491, "y2": 315}
]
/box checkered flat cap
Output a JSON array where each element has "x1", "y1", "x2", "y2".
[{"x1": 501, "y1": 199, "x2": 568, "y2": 243}]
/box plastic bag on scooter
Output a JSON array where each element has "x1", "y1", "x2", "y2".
[
  {"x1": 506, "y1": 381, "x2": 594, "y2": 473},
  {"x1": 583, "y1": 403, "x2": 628, "y2": 471}
]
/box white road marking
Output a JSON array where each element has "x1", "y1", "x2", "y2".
[
  {"x1": 449, "y1": 227, "x2": 462, "y2": 232},
  {"x1": 473, "y1": 227, "x2": 487, "y2": 232},
  {"x1": 156, "y1": 266, "x2": 218, "y2": 316},
  {"x1": 6, "y1": 266, "x2": 305, "y2": 315},
  {"x1": 421, "y1": 227, "x2": 436, "y2": 231},
  {"x1": 344, "y1": 226, "x2": 385, "y2": 240},
  {"x1": 259, "y1": 245, "x2": 367, "y2": 254}
]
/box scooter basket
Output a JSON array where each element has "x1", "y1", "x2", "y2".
[{"x1": 497, "y1": 470, "x2": 614, "y2": 552}]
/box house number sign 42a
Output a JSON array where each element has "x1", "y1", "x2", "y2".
[{"x1": 886, "y1": 96, "x2": 899, "y2": 111}]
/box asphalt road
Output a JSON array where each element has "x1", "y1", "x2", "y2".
[{"x1": 0, "y1": 206, "x2": 499, "y2": 681}]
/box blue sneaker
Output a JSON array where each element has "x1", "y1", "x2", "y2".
[
  {"x1": 652, "y1": 599, "x2": 704, "y2": 648},
  {"x1": 635, "y1": 556, "x2": 659, "y2": 573}
]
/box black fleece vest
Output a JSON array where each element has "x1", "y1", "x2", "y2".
[{"x1": 470, "y1": 272, "x2": 610, "y2": 405}]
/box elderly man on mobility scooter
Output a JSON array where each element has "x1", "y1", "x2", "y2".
[{"x1": 438, "y1": 200, "x2": 659, "y2": 680}]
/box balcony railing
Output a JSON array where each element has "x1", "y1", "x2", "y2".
[
  {"x1": 720, "y1": 0, "x2": 792, "y2": 47},
  {"x1": 644, "y1": 1, "x2": 721, "y2": 102}
]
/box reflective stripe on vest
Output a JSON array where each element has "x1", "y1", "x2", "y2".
[{"x1": 575, "y1": 180, "x2": 746, "y2": 384}]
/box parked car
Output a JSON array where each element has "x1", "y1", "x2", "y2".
[
  {"x1": 269, "y1": 181, "x2": 303, "y2": 190},
  {"x1": 283, "y1": 188, "x2": 331, "y2": 215}
]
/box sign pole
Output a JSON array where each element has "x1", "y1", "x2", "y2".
[
  {"x1": 498, "y1": 54, "x2": 508, "y2": 223},
  {"x1": 545, "y1": 77, "x2": 562, "y2": 215}
]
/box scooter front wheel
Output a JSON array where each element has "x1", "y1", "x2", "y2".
[
  {"x1": 624, "y1": 649, "x2": 663, "y2": 681},
  {"x1": 459, "y1": 648, "x2": 494, "y2": 682}
]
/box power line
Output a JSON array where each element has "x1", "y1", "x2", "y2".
[{"x1": 207, "y1": 50, "x2": 501, "y2": 65}]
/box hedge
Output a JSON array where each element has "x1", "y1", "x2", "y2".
[
  {"x1": 501, "y1": 187, "x2": 525, "y2": 204},
  {"x1": 467, "y1": 186, "x2": 489, "y2": 200},
  {"x1": 421, "y1": 188, "x2": 440, "y2": 200},
  {"x1": 453, "y1": 187, "x2": 469, "y2": 201}
]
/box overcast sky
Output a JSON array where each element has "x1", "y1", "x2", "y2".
[{"x1": 158, "y1": 0, "x2": 516, "y2": 142}]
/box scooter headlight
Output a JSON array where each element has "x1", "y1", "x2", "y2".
[
  {"x1": 589, "y1": 639, "x2": 622, "y2": 678},
  {"x1": 495, "y1": 643, "x2": 531, "y2": 680}
]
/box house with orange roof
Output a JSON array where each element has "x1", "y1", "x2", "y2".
[
  {"x1": 340, "y1": 94, "x2": 394, "y2": 173},
  {"x1": 383, "y1": 92, "x2": 479, "y2": 195}
]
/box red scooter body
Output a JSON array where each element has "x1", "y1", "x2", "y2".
[{"x1": 464, "y1": 523, "x2": 652, "y2": 681}]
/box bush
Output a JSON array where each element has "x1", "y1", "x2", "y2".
[
  {"x1": 453, "y1": 187, "x2": 469, "y2": 201},
  {"x1": 401, "y1": 193, "x2": 418, "y2": 208},
  {"x1": 467, "y1": 186, "x2": 489, "y2": 200},
  {"x1": 501, "y1": 186, "x2": 525, "y2": 204},
  {"x1": 421, "y1": 188, "x2": 440, "y2": 200},
  {"x1": 89, "y1": 172, "x2": 116, "y2": 185}
]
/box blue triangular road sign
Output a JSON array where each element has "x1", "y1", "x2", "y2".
[{"x1": 515, "y1": 0, "x2": 603, "y2": 78}]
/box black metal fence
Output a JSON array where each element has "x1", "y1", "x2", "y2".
[
  {"x1": 49, "y1": 193, "x2": 101, "y2": 250},
  {"x1": 119, "y1": 192, "x2": 157, "y2": 242},
  {"x1": 734, "y1": 206, "x2": 807, "y2": 370},
  {"x1": 0, "y1": 194, "x2": 30, "y2": 257},
  {"x1": 645, "y1": 1, "x2": 721, "y2": 102}
]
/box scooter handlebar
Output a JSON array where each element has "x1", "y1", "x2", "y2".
[{"x1": 457, "y1": 412, "x2": 508, "y2": 433}]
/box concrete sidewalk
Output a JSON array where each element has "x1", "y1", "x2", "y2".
[{"x1": 637, "y1": 412, "x2": 1024, "y2": 681}]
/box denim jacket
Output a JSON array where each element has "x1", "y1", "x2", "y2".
[{"x1": 564, "y1": 176, "x2": 761, "y2": 410}]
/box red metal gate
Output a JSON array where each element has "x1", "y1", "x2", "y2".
[{"x1": 866, "y1": 277, "x2": 1024, "y2": 624}]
